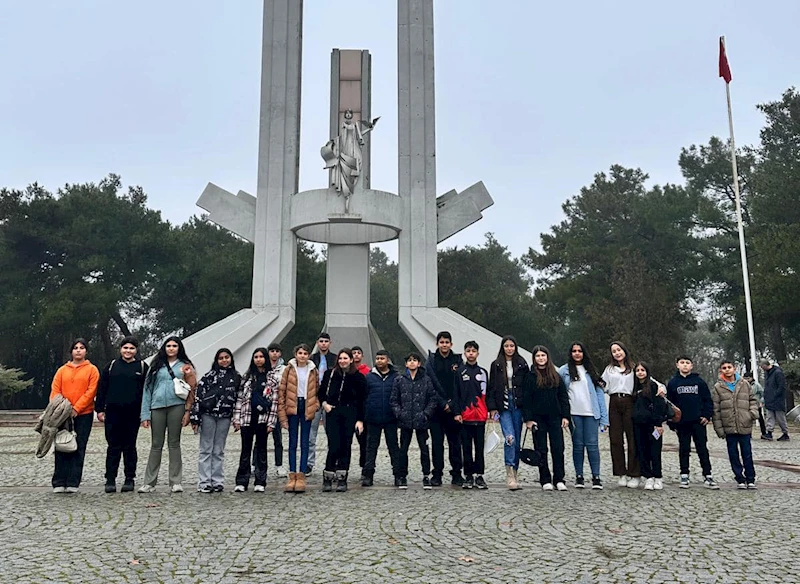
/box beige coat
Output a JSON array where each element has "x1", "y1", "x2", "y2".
[
  {"x1": 712, "y1": 376, "x2": 759, "y2": 437},
  {"x1": 278, "y1": 359, "x2": 319, "y2": 427}
]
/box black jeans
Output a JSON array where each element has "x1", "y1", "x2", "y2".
[
  {"x1": 271, "y1": 425, "x2": 283, "y2": 467},
  {"x1": 398, "y1": 428, "x2": 431, "y2": 477},
  {"x1": 236, "y1": 415, "x2": 268, "y2": 487},
  {"x1": 461, "y1": 423, "x2": 485, "y2": 476},
  {"x1": 103, "y1": 404, "x2": 140, "y2": 482},
  {"x1": 52, "y1": 413, "x2": 93, "y2": 488},
  {"x1": 533, "y1": 416, "x2": 565, "y2": 485},
  {"x1": 325, "y1": 406, "x2": 357, "y2": 472},
  {"x1": 634, "y1": 423, "x2": 663, "y2": 479},
  {"x1": 356, "y1": 427, "x2": 367, "y2": 469},
  {"x1": 676, "y1": 422, "x2": 712, "y2": 476},
  {"x1": 430, "y1": 412, "x2": 463, "y2": 479},
  {"x1": 364, "y1": 422, "x2": 400, "y2": 477}
]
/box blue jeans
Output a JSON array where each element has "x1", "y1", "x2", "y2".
[
  {"x1": 287, "y1": 398, "x2": 312, "y2": 473},
  {"x1": 571, "y1": 415, "x2": 601, "y2": 478},
  {"x1": 725, "y1": 433, "x2": 755, "y2": 483},
  {"x1": 499, "y1": 401, "x2": 523, "y2": 469}
]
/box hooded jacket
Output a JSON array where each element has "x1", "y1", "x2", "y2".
[
  {"x1": 364, "y1": 366, "x2": 398, "y2": 425},
  {"x1": 632, "y1": 381, "x2": 669, "y2": 426},
  {"x1": 49, "y1": 360, "x2": 100, "y2": 416},
  {"x1": 455, "y1": 362, "x2": 489, "y2": 423},
  {"x1": 712, "y1": 375, "x2": 759, "y2": 437},
  {"x1": 763, "y1": 365, "x2": 787, "y2": 412},
  {"x1": 666, "y1": 372, "x2": 713, "y2": 425},
  {"x1": 391, "y1": 366, "x2": 438, "y2": 430},
  {"x1": 278, "y1": 358, "x2": 319, "y2": 425}
]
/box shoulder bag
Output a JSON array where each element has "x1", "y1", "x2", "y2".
[
  {"x1": 54, "y1": 418, "x2": 78, "y2": 453},
  {"x1": 519, "y1": 427, "x2": 542, "y2": 467},
  {"x1": 167, "y1": 364, "x2": 191, "y2": 400}
]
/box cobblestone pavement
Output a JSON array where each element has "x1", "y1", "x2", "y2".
[{"x1": 1, "y1": 422, "x2": 798, "y2": 583}]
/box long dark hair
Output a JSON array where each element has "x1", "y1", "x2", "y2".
[
  {"x1": 334, "y1": 348, "x2": 356, "y2": 375},
  {"x1": 210, "y1": 347, "x2": 236, "y2": 372},
  {"x1": 494, "y1": 335, "x2": 527, "y2": 370},
  {"x1": 147, "y1": 336, "x2": 194, "y2": 381},
  {"x1": 531, "y1": 345, "x2": 560, "y2": 388},
  {"x1": 608, "y1": 340, "x2": 634, "y2": 374},
  {"x1": 633, "y1": 361, "x2": 653, "y2": 397},
  {"x1": 567, "y1": 341, "x2": 601, "y2": 385},
  {"x1": 246, "y1": 347, "x2": 269, "y2": 378}
]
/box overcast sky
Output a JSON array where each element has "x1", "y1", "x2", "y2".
[{"x1": 2, "y1": 0, "x2": 798, "y2": 261}]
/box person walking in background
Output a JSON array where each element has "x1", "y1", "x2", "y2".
[
  {"x1": 454, "y1": 341, "x2": 489, "y2": 490},
  {"x1": 602, "y1": 341, "x2": 641, "y2": 488},
  {"x1": 50, "y1": 338, "x2": 100, "y2": 494},
  {"x1": 558, "y1": 342, "x2": 607, "y2": 490},
  {"x1": 362, "y1": 350, "x2": 401, "y2": 487},
  {"x1": 308, "y1": 333, "x2": 335, "y2": 475},
  {"x1": 139, "y1": 336, "x2": 197, "y2": 494},
  {"x1": 743, "y1": 370, "x2": 768, "y2": 439},
  {"x1": 631, "y1": 362, "x2": 668, "y2": 491},
  {"x1": 712, "y1": 360, "x2": 759, "y2": 489},
  {"x1": 96, "y1": 336, "x2": 148, "y2": 493},
  {"x1": 487, "y1": 335, "x2": 529, "y2": 491},
  {"x1": 266, "y1": 343, "x2": 287, "y2": 479},
  {"x1": 761, "y1": 358, "x2": 790, "y2": 442},
  {"x1": 190, "y1": 348, "x2": 240, "y2": 493}
]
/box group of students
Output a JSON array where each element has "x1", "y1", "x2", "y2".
[{"x1": 45, "y1": 331, "x2": 788, "y2": 494}]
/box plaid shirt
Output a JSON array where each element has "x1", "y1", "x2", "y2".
[{"x1": 234, "y1": 366, "x2": 281, "y2": 429}]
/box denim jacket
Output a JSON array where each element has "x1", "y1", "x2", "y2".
[{"x1": 558, "y1": 364, "x2": 609, "y2": 426}]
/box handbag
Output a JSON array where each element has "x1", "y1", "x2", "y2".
[
  {"x1": 54, "y1": 419, "x2": 77, "y2": 453},
  {"x1": 665, "y1": 398, "x2": 682, "y2": 424},
  {"x1": 167, "y1": 364, "x2": 191, "y2": 400},
  {"x1": 484, "y1": 422, "x2": 502, "y2": 455},
  {"x1": 519, "y1": 427, "x2": 542, "y2": 467}
]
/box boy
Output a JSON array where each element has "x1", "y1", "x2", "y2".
[
  {"x1": 712, "y1": 360, "x2": 759, "y2": 489},
  {"x1": 390, "y1": 352, "x2": 438, "y2": 489},
  {"x1": 351, "y1": 345, "x2": 371, "y2": 472},
  {"x1": 666, "y1": 355, "x2": 718, "y2": 489},
  {"x1": 454, "y1": 341, "x2": 489, "y2": 490},
  {"x1": 362, "y1": 350, "x2": 401, "y2": 486}
]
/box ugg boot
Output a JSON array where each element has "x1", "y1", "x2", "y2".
[
  {"x1": 322, "y1": 470, "x2": 335, "y2": 492},
  {"x1": 335, "y1": 470, "x2": 348, "y2": 492},
  {"x1": 284, "y1": 472, "x2": 297, "y2": 493},
  {"x1": 506, "y1": 466, "x2": 519, "y2": 490},
  {"x1": 294, "y1": 471, "x2": 307, "y2": 493}
]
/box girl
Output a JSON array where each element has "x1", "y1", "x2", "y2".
[
  {"x1": 632, "y1": 362, "x2": 669, "y2": 491},
  {"x1": 278, "y1": 344, "x2": 319, "y2": 493},
  {"x1": 190, "y1": 348, "x2": 240, "y2": 493},
  {"x1": 139, "y1": 336, "x2": 197, "y2": 493},
  {"x1": 523, "y1": 346, "x2": 570, "y2": 491},
  {"x1": 558, "y1": 342, "x2": 608, "y2": 489},
  {"x1": 233, "y1": 347, "x2": 280, "y2": 492},
  {"x1": 602, "y1": 341, "x2": 641, "y2": 488},
  {"x1": 319, "y1": 348, "x2": 368, "y2": 492},
  {"x1": 487, "y1": 335, "x2": 529, "y2": 490},
  {"x1": 50, "y1": 338, "x2": 100, "y2": 493}
]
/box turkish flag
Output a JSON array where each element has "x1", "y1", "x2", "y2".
[{"x1": 719, "y1": 37, "x2": 732, "y2": 83}]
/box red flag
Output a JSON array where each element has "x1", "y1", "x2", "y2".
[{"x1": 719, "y1": 37, "x2": 732, "y2": 83}]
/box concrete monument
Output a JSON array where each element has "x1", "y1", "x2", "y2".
[{"x1": 189, "y1": 0, "x2": 531, "y2": 367}]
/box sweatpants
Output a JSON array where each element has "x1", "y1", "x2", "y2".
[{"x1": 103, "y1": 404, "x2": 140, "y2": 483}]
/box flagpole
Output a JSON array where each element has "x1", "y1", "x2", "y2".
[{"x1": 721, "y1": 36, "x2": 759, "y2": 378}]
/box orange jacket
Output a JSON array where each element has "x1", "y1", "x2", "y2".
[{"x1": 50, "y1": 360, "x2": 100, "y2": 416}]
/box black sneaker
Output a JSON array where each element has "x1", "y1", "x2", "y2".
[
  {"x1": 762, "y1": 433, "x2": 773, "y2": 441},
  {"x1": 399, "y1": 477, "x2": 408, "y2": 490},
  {"x1": 474, "y1": 475, "x2": 488, "y2": 490},
  {"x1": 591, "y1": 476, "x2": 603, "y2": 490},
  {"x1": 574, "y1": 476, "x2": 585, "y2": 489},
  {"x1": 777, "y1": 433, "x2": 790, "y2": 442},
  {"x1": 305, "y1": 465, "x2": 313, "y2": 476},
  {"x1": 462, "y1": 475, "x2": 474, "y2": 489},
  {"x1": 430, "y1": 476, "x2": 443, "y2": 487},
  {"x1": 451, "y1": 474, "x2": 465, "y2": 487},
  {"x1": 121, "y1": 480, "x2": 135, "y2": 493},
  {"x1": 213, "y1": 485, "x2": 224, "y2": 492},
  {"x1": 361, "y1": 475, "x2": 374, "y2": 487},
  {"x1": 104, "y1": 483, "x2": 116, "y2": 494},
  {"x1": 198, "y1": 485, "x2": 213, "y2": 493},
  {"x1": 422, "y1": 476, "x2": 432, "y2": 490},
  {"x1": 393, "y1": 477, "x2": 401, "y2": 488}
]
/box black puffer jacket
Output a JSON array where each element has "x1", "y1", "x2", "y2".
[
  {"x1": 487, "y1": 357, "x2": 529, "y2": 412},
  {"x1": 190, "y1": 367, "x2": 241, "y2": 424},
  {"x1": 390, "y1": 366, "x2": 438, "y2": 430},
  {"x1": 364, "y1": 366, "x2": 398, "y2": 425},
  {"x1": 632, "y1": 381, "x2": 669, "y2": 426}
]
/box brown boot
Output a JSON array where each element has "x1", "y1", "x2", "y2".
[
  {"x1": 284, "y1": 472, "x2": 297, "y2": 493},
  {"x1": 294, "y1": 471, "x2": 307, "y2": 493},
  {"x1": 506, "y1": 466, "x2": 519, "y2": 490}
]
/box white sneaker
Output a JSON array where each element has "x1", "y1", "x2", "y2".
[
  {"x1": 644, "y1": 478, "x2": 655, "y2": 490},
  {"x1": 626, "y1": 477, "x2": 641, "y2": 489},
  {"x1": 542, "y1": 483, "x2": 554, "y2": 491},
  {"x1": 171, "y1": 484, "x2": 184, "y2": 493},
  {"x1": 556, "y1": 482, "x2": 567, "y2": 491},
  {"x1": 65, "y1": 487, "x2": 79, "y2": 493},
  {"x1": 275, "y1": 466, "x2": 287, "y2": 478},
  {"x1": 138, "y1": 484, "x2": 156, "y2": 493},
  {"x1": 617, "y1": 476, "x2": 629, "y2": 487},
  {"x1": 654, "y1": 478, "x2": 663, "y2": 490},
  {"x1": 234, "y1": 485, "x2": 246, "y2": 492},
  {"x1": 253, "y1": 485, "x2": 265, "y2": 492},
  {"x1": 52, "y1": 487, "x2": 66, "y2": 494}
]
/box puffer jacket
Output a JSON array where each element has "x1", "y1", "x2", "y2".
[
  {"x1": 364, "y1": 366, "x2": 398, "y2": 425},
  {"x1": 390, "y1": 366, "x2": 438, "y2": 430},
  {"x1": 712, "y1": 375, "x2": 759, "y2": 437},
  {"x1": 278, "y1": 359, "x2": 319, "y2": 426}
]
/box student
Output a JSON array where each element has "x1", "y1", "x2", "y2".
[
  {"x1": 362, "y1": 350, "x2": 401, "y2": 486},
  {"x1": 96, "y1": 336, "x2": 148, "y2": 493},
  {"x1": 319, "y1": 348, "x2": 368, "y2": 492},
  {"x1": 487, "y1": 335, "x2": 529, "y2": 490},
  {"x1": 666, "y1": 355, "x2": 718, "y2": 489},
  {"x1": 233, "y1": 347, "x2": 279, "y2": 492},
  {"x1": 391, "y1": 352, "x2": 438, "y2": 489},
  {"x1": 278, "y1": 344, "x2": 319, "y2": 493},
  {"x1": 266, "y1": 343, "x2": 287, "y2": 478},
  {"x1": 190, "y1": 348, "x2": 240, "y2": 493},
  {"x1": 352, "y1": 345, "x2": 370, "y2": 477},
  {"x1": 558, "y1": 342, "x2": 607, "y2": 490},
  {"x1": 425, "y1": 331, "x2": 464, "y2": 487},
  {"x1": 139, "y1": 336, "x2": 197, "y2": 494},
  {"x1": 454, "y1": 341, "x2": 489, "y2": 490},
  {"x1": 50, "y1": 338, "x2": 100, "y2": 493},
  {"x1": 631, "y1": 362, "x2": 669, "y2": 491},
  {"x1": 524, "y1": 345, "x2": 570, "y2": 491},
  {"x1": 712, "y1": 360, "x2": 759, "y2": 489},
  {"x1": 308, "y1": 333, "x2": 335, "y2": 474},
  {"x1": 602, "y1": 341, "x2": 641, "y2": 488},
  {"x1": 352, "y1": 346, "x2": 371, "y2": 376},
  {"x1": 760, "y1": 359, "x2": 790, "y2": 441}
]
